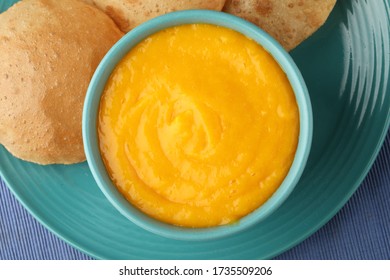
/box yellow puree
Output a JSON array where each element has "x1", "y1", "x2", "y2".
[{"x1": 98, "y1": 24, "x2": 299, "y2": 228}]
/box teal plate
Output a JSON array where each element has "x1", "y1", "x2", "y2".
[{"x1": 0, "y1": 0, "x2": 389, "y2": 259}]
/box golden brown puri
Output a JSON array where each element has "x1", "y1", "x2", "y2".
[
  {"x1": 223, "y1": 0, "x2": 337, "y2": 51},
  {"x1": 82, "y1": 0, "x2": 226, "y2": 33},
  {"x1": 0, "y1": 0, "x2": 123, "y2": 165}
]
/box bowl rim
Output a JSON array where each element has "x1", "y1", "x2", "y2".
[{"x1": 82, "y1": 9, "x2": 313, "y2": 241}]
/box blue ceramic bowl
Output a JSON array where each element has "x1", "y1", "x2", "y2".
[{"x1": 82, "y1": 10, "x2": 313, "y2": 241}]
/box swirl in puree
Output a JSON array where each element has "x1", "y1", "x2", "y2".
[{"x1": 98, "y1": 24, "x2": 299, "y2": 227}]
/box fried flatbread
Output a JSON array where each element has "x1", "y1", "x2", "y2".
[
  {"x1": 83, "y1": 0, "x2": 226, "y2": 33},
  {"x1": 223, "y1": 0, "x2": 336, "y2": 51},
  {"x1": 0, "y1": 0, "x2": 123, "y2": 164}
]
